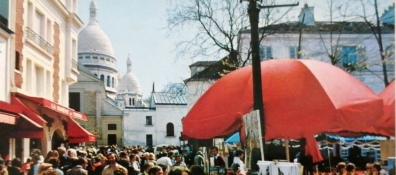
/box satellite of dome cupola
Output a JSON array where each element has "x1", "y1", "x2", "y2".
[{"x1": 77, "y1": 0, "x2": 119, "y2": 97}]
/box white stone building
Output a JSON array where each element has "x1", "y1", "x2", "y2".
[
  {"x1": 237, "y1": 4, "x2": 395, "y2": 93},
  {"x1": 73, "y1": 0, "x2": 187, "y2": 147}
]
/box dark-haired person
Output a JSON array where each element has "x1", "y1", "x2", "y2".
[
  {"x1": 209, "y1": 146, "x2": 225, "y2": 168},
  {"x1": 147, "y1": 166, "x2": 163, "y2": 175},
  {"x1": 47, "y1": 157, "x2": 63, "y2": 175},
  {"x1": 8, "y1": 158, "x2": 22, "y2": 175},
  {"x1": 102, "y1": 153, "x2": 128, "y2": 175},
  {"x1": 345, "y1": 163, "x2": 356, "y2": 175},
  {"x1": 66, "y1": 157, "x2": 88, "y2": 175},
  {"x1": 167, "y1": 167, "x2": 190, "y2": 175},
  {"x1": 188, "y1": 165, "x2": 203, "y2": 175},
  {"x1": 232, "y1": 150, "x2": 246, "y2": 174}
]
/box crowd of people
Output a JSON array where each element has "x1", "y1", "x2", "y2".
[{"x1": 0, "y1": 144, "x2": 248, "y2": 175}]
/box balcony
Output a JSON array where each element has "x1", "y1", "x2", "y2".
[{"x1": 25, "y1": 27, "x2": 53, "y2": 54}]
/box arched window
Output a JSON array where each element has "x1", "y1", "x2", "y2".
[
  {"x1": 94, "y1": 74, "x2": 97, "y2": 77},
  {"x1": 133, "y1": 98, "x2": 135, "y2": 105},
  {"x1": 100, "y1": 74, "x2": 104, "y2": 81},
  {"x1": 112, "y1": 77, "x2": 115, "y2": 88},
  {"x1": 107, "y1": 75, "x2": 110, "y2": 87},
  {"x1": 129, "y1": 98, "x2": 132, "y2": 106},
  {"x1": 166, "y1": 123, "x2": 174, "y2": 136}
]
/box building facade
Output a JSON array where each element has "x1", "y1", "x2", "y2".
[
  {"x1": 238, "y1": 4, "x2": 395, "y2": 93},
  {"x1": 0, "y1": 0, "x2": 94, "y2": 161}
]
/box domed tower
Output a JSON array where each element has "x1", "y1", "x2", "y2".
[
  {"x1": 78, "y1": 0, "x2": 118, "y2": 97},
  {"x1": 116, "y1": 56, "x2": 145, "y2": 109}
]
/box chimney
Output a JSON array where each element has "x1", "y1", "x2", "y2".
[{"x1": 298, "y1": 4, "x2": 315, "y2": 26}]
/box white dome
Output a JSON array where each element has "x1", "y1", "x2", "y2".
[
  {"x1": 118, "y1": 71, "x2": 142, "y2": 94},
  {"x1": 78, "y1": 1, "x2": 114, "y2": 57}
]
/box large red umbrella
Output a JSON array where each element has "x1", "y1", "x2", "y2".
[
  {"x1": 183, "y1": 59, "x2": 383, "y2": 161},
  {"x1": 373, "y1": 81, "x2": 395, "y2": 136}
]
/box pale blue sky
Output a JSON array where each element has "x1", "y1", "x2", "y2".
[{"x1": 77, "y1": 0, "x2": 393, "y2": 98}]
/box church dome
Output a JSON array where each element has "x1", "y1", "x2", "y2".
[
  {"x1": 118, "y1": 71, "x2": 142, "y2": 94},
  {"x1": 78, "y1": 1, "x2": 115, "y2": 57}
]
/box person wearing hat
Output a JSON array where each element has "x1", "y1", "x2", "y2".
[{"x1": 193, "y1": 152, "x2": 204, "y2": 168}]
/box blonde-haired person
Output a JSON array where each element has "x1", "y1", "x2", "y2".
[
  {"x1": 37, "y1": 163, "x2": 53, "y2": 175},
  {"x1": 336, "y1": 162, "x2": 347, "y2": 175}
]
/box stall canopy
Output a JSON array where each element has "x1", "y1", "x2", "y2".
[
  {"x1": 373, "y1": 80, "x2": 395, "y2": 136},
  {"x1": 183, "y1": 59, "x2": 384, "y2": 162},
  {"x1": 67, "y1": 117, "x2": 96, "y2": 143}
]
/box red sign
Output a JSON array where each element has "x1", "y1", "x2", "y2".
[{"x1": 43, "y1": 101, "x2": 88, "y2": 121}]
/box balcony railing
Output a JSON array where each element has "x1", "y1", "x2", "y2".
[{"x1": 25, "y1": 27, "x2": 53, "y2": 54}]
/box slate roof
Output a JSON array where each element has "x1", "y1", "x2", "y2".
[
  {"x1": 152, "y1": 92, "x2": 187, "y2": 105},
  {"x1": 184, "y1": 55, "x2": 238, "y2": 83},
  {"x1": 241, "y1": 21, "x2": 394, "y2": 34}
]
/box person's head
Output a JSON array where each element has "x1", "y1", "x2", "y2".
[
  {"x1": 346, "y1": 163, "x2": 355, "y2": 173},
  {"x1": 148, "y1": 153, "x2": 156, "y2": 161},
  {"x1": 57, "y1": 147, "x2": 66, "y2": 156},
  {"x1": 40, "y1": 169, "x2": 58, "y2": 175},
  {"x1": 168, "y1": 166, "x2": 191, "y2": 175},
  {"x1": 148, "y1": 166, "x2": 164, "y2": 175},
  {"x1": 158, "y1": 164, "x2": 168, "y2": 175},
  {"x1": 11, "y1": 158, "x2": 22, "y2": 168},
  {"x1": 195, "y1": 151, "x2": 202, "y2": 156},
  {"x1": 32, "y1": 154, "x2": 41, "y2": 164},
  {"x1": 107, "y1": 152, "x2": 117, "y2": 165},
  {"x1": 38, "y1": 163, "x2": 53, "y2": 174},
  {"x1": 113, "y1": 167, "x2": 128, "y2": 175},
  {"x1": 175, "y1": 155, "x2": 183, "y2": 163},
  {"x1": 189, "y1": 165, "x2": 204, "y2": 175},
  {"x1": 67, "y1": 149, "x2": 77, "y2": 158},
  {"x1": 365, "y1": 163, "x2": 374, "y2": 173},
  {"x1": 25, "y1": 157, "x2": 32, "y2": 163},
  {"x1": 47, "y1": 157, "x2": 60, "y2": 168},
  {"x1": 119, "y1": 152, "x2": 128, "y2": 159},
  {"x1": 336, "y1": 162, "x2": 346, "y2": 173},
  {"x1": 144, "y1": 161, "x2": 156, "y2": 173},
  {"x1": 31, "y1": 148, "x2": 42, "y2": 156},
  {"x1": 373, "y1": 163, "x2": 382, "y2": 172},
  {"x1": 78, "y1": 157, "x2": 89, "y2": 169},
  {"x1": 234, "y1": 150, "x2": 244, "y2": 158},
  {"x1": 209, "y1": 146, "x2": 219, "y2": 156}
]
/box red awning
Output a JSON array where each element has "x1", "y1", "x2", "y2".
[
  {"x1": 0, "y1": 112, "x2": 17, "y2": 125},
  {"x1": 67, "y1": 118, "x2": 96, "y2": 143},
  {"x1": 15, "y1": 93, "x2": 88, "y2": 121},
  {"x1": 0, "y1": 99, "x2": 44, "y2": 138}
]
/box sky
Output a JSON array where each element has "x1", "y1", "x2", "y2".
[{"x1": 77, "y1": 0, "x2": 393, "y2": 98}]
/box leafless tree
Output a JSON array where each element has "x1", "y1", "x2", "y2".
[
  {"x1": 167, "y1": 0, "x2": 297, "y2": 70},
  {"x1": 359, "y1": 0, "x2": 394, "y2": 86}
]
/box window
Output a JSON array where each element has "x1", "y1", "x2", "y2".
[
  {"x1": 93, "y1": 56, "x2": 98, "y2": 59},
  {"x1": 146, "y1": 134, "x2": 153, "y2": 147},
  {"x1": 107, "y1": 75, "x2": 110, "y2": 87},
  {"x1": 78, "y1": 56, "x2": 83, "y2": 59},
  {"x1": 35, "y1": 10, "x2": 45, "y2": 37},
  {"x1": 0, "y1": 0, "x2": 9, "y2": 27},
  {"x1": 100, "y1": 57, "x2": 105, "y2": 60},
  {"x1": 289, "y1": 46, "x2": 298, "y2": 58},
  {"x1": 94, "y1": 74, "x2": 97, "y2": 77},
  {"x1": 112, "y1": 77, "x2": 115, "y2": 88},
  {"x1": 146, "y1": 116, "x2": 152, "y2": 125},
  {"x1": 133, "y1": 98, "x2": 135, "y2": 105},
  {"x1": 166, "y1": 123, "x2": 175, "y2": 136},
  {"x1": 15, "y1": 51, "x2": 20, "y2": 71},
  {"x1": 259, "y1": 45, "x2": 272, "y2": 60},
  {"x1": 100, "y1": 74, "x2": 104, "y2": 81},
  {"x1": 69, "y1": 92, "x2": 80, "y2": 111},
  {"x1": 341, "y1": 46, "x2": 357, "y2": 70},
  {"x1": 85, "y1": 55, "x2": 90, "y2": 59},
  {"x1": 108, "y1": 124, "x2": 117, "y2": 130}
]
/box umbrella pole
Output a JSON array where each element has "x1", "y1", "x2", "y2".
[{"x1": 285, "y1": 139, "x2": 290, "y2": 162}]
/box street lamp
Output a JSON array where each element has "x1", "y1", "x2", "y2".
[{"x1": 240, "y1": 0, "x2": 299, "y2": 162}]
